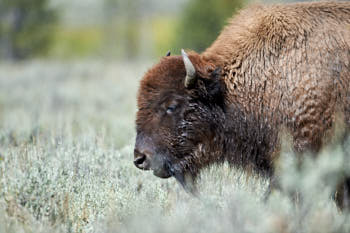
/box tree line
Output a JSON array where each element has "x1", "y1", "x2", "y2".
[{"x1": 0, "y1": 0, "x2": 244, "y2": 60}]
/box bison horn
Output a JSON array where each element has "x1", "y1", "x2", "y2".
[
  {"x1": 166, "y1": 50, "x2": 171, "y2": 56},
  {"x1": 181, "y1": 49, "x2": 197, "y2": 88}
]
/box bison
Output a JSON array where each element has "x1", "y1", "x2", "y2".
[{"x1": 134, "y1": 1, "x2": 350, "y2": 206}]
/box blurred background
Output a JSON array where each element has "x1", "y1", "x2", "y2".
[{"x1": 0, "y1": 0, "x2": 305, "y2": 62}]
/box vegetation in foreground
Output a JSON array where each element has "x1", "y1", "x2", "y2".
[{"x1": 0, "y1": 61, "x2": 349, "y2": 233}]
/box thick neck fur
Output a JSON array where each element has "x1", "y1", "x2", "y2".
[
  {"x1": 176, "y1": 1, "x2": 350, "y2": 186},
  {"x1": 196, "y1": 1, "x2": 350, "y2": 170},
  {"x1": 197, "y1": 103, "x2": 278, "y2": 178},
  {"x1": 184, "y1": 98, "x2": 278, "y2": 179},
  {"x1": 194, "y1": 2, "x2": 350, "y2": 176},
  {"x1": 222, "y1": 103, "x2": 278, "y2": 177}
]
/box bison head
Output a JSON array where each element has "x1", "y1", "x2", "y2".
[{"x1": 134, "y1": 50, "x2": 226, "y2": 191}]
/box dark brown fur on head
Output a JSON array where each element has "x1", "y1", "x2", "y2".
[{"x1": 135, "y1": 54, "x2": 226, "y2": 190}]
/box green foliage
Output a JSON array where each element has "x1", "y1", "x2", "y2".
[
  {"x1": 102, "y1": 0, "x2": 143, "y2": 60},
  {"x1": 0, "y1": 0, "x2": 58, "y2": 60},
  {"x1": 50, "y1": 27, "x2": 104, "y2": 58},
  {"x1": 152, "y1": 17, "x2": 178, "y2": 57},
  {"x1": 117, "y1": 21, "x2": 141, "y2": 60},
  {"x1": 174, "y1": 0, "x2": 244, "y2": 53}
]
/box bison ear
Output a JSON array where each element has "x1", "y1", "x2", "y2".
[{"x1": 181, "y1": 49, "x2": 197, "y2": 89}]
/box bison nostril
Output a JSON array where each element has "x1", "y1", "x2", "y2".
[
  {"x1": 134, "y1": 148, "x2": 151, "y2": 170},
  {"x1": 134, "y1": 154, "x2": 146, "y2": 166}
]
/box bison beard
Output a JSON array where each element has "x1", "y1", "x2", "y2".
[{"x1": 134, "y1": 1, "x2": 350, "y2": 205}]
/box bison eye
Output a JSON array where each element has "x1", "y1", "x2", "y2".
[{"x1": 166, "y1": 105, "x2": 176, "y2": 114}]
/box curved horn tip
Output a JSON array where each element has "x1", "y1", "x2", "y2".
[
  {"x1": 181, "y1": 49, "x2": 195, "y2": 76},
  {"x1": 181, "y1": 49, "x2": 197, "y2": 88},
  {"x1": 166, "y1": 50, "x2": 171, "y2": 56},
  {"x1": 181, "y1": 49, "x2": 189, "y2": 60}
]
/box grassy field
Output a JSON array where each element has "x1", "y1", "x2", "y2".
[{"x1": 0, "y1": 61, "x2": 350, "y2": 233}]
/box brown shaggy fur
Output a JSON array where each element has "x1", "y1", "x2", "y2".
[
  {"x1": 135, "y1": 1, "x2": 350, "y2": 204},
  {"x1": 204, "y1": 1, "x2": 350, "y2": 152}
]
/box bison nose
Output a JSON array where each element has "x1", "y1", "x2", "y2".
[
  {"x1": 134, "y1": 149, "x2": 150, "y2": 170},
  {"x1": 134, "y1": 154, "x2": 146, "y2": 166}
]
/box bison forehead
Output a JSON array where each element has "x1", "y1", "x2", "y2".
[
  {"x1": 137, "y1": 53, "x2": 217, "y2": 110},
  {"x1": 139, "y1": 56, "x2": 186, "y2": 98}
]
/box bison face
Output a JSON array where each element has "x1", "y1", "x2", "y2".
[
  {"x1": 134, "y1": 93, "x2": 189, "y2": 179},
  {"x1": 134, "y1": 50, "x2": 226, "y2": 190}
]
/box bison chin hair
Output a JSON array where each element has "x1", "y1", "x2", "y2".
[{"x1": 162, "y1": 158, "x2": 198, "y2": 194}]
